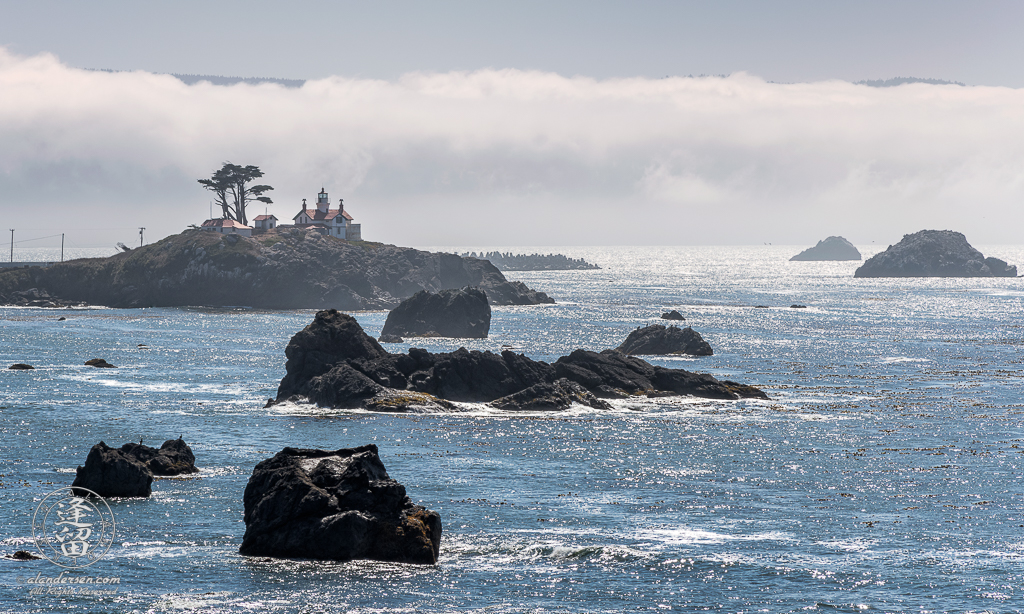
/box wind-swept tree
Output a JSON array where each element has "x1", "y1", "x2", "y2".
[{"x1": 198, "y1": 162, "x2": 273, "y2": 225}]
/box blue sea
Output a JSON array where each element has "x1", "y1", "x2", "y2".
[{"x1": 2, "y1": 245, "x2": 1023, "y2": 613}]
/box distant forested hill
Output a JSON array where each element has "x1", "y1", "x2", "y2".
[{"x1": 857, "y1": 77, "x2": 965, "y2": 87}]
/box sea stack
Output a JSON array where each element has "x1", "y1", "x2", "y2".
[
  {"x1": 790, "y1": 236, "x2": 861, "y2": 261},
  {"x1": 239, "y1": 444, "x2": 442, "y2": 564},
  {"x1": 380, "y1": 287, "x2": 491, "y2": 339},
  {"x1": 855, "y1": 230, "x2": 1017, "y2": 278}
]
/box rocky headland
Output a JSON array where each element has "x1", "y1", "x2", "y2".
[
  {"x1": 380, "y1": 287, "x2": 490, "y2": 339},
  {"x1": 239, "y1": 444, "x2": 442, "y2": 564},
  {"x1": 0, "y1": 228, "x2": 554, "y2": 309},
  {"x1": 273, "y1": 310, "x2": 766, "y2": 412},
  {"x1": 854, "y1": 230, "x2": 1017, "y2": 278},
  {"x1": 790, "y1": 236, "x2": 862, "y2": 261}
]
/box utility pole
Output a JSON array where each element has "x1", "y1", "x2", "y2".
[
  {"x1": 139, "y1": 227, "x2": 145, "y2": 247},
  {"x1": 9, "y1": 229, "x2": 12, "y2": 263},
  {"x1": 61, "y1": 233, "x2": 65, "y2": 262}
]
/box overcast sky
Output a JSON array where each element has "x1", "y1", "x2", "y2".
[{"x1": 1, "y1": 1, "x2": 1023, "y2": 248}]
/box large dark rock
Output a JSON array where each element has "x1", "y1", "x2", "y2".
[
  {"x1": 0, "y1": 229, "x2": 554, "y2": 309},
  {"x1": 790, "y1": 236, "x2": 862, "y2": 261},
  {"x1": 490, "y1": 378, "x2": 611, "y2": 411},
  {"x1": 855, "y1": 230, "x2": 1017, "y2": 278},
  {"x1": 239, "y1": 444, "x2": 442, "y2": 564},
  {"x1": 615, "y1": 325, "x2": 713, "y2": 356},
  {"x1": 275, "y1": 310, "x2": 767, "y2": 409},
  {"x1": 660, "y1": 310, "x2": 685, "y2": 321},
  {"x1": 380, "y1": 287, "x2": 491, "y2": 339},
  {"x1": 120, "y1": 438, "x2": 199, "y2": 476},
  {"x1": 72, "y1": 442, "x2": 153, "y2": 497}
]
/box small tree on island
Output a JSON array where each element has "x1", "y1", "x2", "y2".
[{"x1": 198, "y1": 163, "x2": 273, "y2": 226}]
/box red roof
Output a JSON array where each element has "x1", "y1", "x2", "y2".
[
  {"x1": 253, "y1": 214, "x2": 277, "y2": 221},
  {"x1": 292, "y1": 208, "x2": 354, "y2": 222}
]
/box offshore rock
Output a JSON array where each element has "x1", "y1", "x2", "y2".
[
  {"x1": 8, "y1": 363, "x2": 34, "y2": 370},
  {"x1": 615, "y1": 325, "x2": 713, "y2": 356},
  {"x1": 490, "y1": 378, "x2": 612, "y2": 411},
  {"x1": 0, "y1": 228, "x2": 554, "y2": 309},
  {"x1": 85, "y1": 358, "x2": 116, "y2": 368},
  {"x1": 275, "y1": 310, "x2": 767, "y2": 409},
  {"x1": 239, "y1": 444, "x2": 442, "y2": 564},
  {"x1": 380, "y1": 287, "x2": 490, "y2": 339},
  {"x1": 72, "y1": 442, "x2": 153, "y2": 497},
  {"x1": 855, "y1": 230, "x2": 1017, "y2": 278},
  {"x1": 121, "y1": 438, "x2": 199, "y2": 476},
  {"x1": 8, "y1": 550, "x2": 42, "y2": 561},
  {"x1": 790, "y1": 236, "x2": 862, "y2": 261},
  {"x1": 378, "y1": 334, "x2": 404, "y2": 343},
  {"x1": 660, "y1": 310, "x2": 685, "y2": 321}
]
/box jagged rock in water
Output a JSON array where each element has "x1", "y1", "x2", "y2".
[
  {"x1": 72, "y1": 442, "x2": 153, "y2": 497},
  {"x1": 490, "y1": 378, "x2": 611, "y2": 411},
  {"x1": 615, "y1": 325, "x2": 713, "y2": 356},
  {"x1": 380, "y1": 287, "x2": 490, "y2": 339},
  {"x1": 84, "y1": 358, "x2": 116, "y2": 368},
  {"x1": 660, "y1": 310, "x2": 685, "y2": 321},
  {"x1": 120, "y1": 439, "x2": 199, "y2": 476},
  {"x1": 790, "y1": 236, "x2": 862, "y2": 261},
  {"x1": 0, "y1": 229, "x2": 554, "y2": 309},
  {"x1": 275, "y1": 310, "x2": 767, "y2": 409},
  {"x1": 855, "y1": 230, "x2": 1017, "y2": 278},
  {"x1": 8, "y1": 363, "x2": 34, "y2": 370},
  {"x1": 239, "y1": 444, "x2": 442, "y2": 564},
  {"x1": 378, "y1": 334, "x2": 404, "y2": 343}
]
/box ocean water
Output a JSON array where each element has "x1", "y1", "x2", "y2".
[{"x1": 2, "y1": 245, "x2": 1023, "y2": 613}]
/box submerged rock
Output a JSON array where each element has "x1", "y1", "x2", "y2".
[
  {"x1": 7, "y1": 550, "x2": 42, "y2": 561},
  {"x1": 380, "y1": 287, "x2": 490, "y2": 339},
  {"x1": 615, "y1": 325, "x2": 713, "y2": 356},
  {"x1": 84, "y1": 358, "x2": 116, "y2": 368},
  {"x1": 8, "y1": 363, "x2": 34, "y2": 370},
  {"x1": 72, "y1": 442, "x2": 153, "y2": 497},
  {"x1": 275, "y1": 310, "x2": 767, "y2": 410},
  {"x1": 790, "y1": 236, "x2": 861, "y2": 261},
  {"x1": 239, "y1": 444, "x2": 442, "y2": 564},
  {"x1": 855, "y1": 230, "x2": 1017, "y2": 278}
]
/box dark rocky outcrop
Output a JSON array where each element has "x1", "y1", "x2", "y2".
[
  {"x1": 120, "y1": 438, "x2": 199, "y2": 476},
  {"x1": 8, "y1": 363, "x2": 34, "y2": 370},
  {"x1": 72, "y1": 442, "x2": 153, "y2": 497},
  {"x1": 855, "y1": 230, "x2": 1017, "y2": 278},
  {"x1": 7, "y1": 550, "x2": 42, "y2": 560},
  {"x1": 378, "y1": 334, "x2": 404, "y2": 343},
  {"x1": 85, "y1": 358, "x2": 116, "y2": 368},
  {"x1": 0, "y1": 228, "x2": 554, "y2": 309},
  {"x1": 490, "y1": 378, "x2": 611, "y2": 411},
  {"x1": 660, "y1": 310, "x2": 685, "y2": 321},
  {"x1": 790, "y1": 236, "x2": 862, "y2": 261},
  {"x1": 380, "y1": 287, "x2": 490, "y2": 339},
  {"x1": 239, "y1": 444, "x2": 442, "y2": 564},
  {"x1": 274, "y1": 310, "x2": 767, "y2": 410},
  {"x1": 615, "y1": 325, "x2": 713, "y2": 356}
]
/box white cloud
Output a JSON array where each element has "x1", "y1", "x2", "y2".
[{"x1": 1, "y1": 49, "x2": 1023, "y2": 247}]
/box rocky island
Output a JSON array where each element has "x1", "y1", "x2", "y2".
[
  {"x1": 239, "y1": 444, "x2": 442, "y2": 564},
  {"x1": 273, "y1": 309, "x2": 766, "y2": 412},
  {"x1": 460, "y1": 251, "x2": 600, "y2": 271},
  {"x1": 0, "y1": 228, "x2": 554, "y2": 309},
  {"x1": 854, "y1": 230, "x2": 1017, "y2": 278},
  {"x1": 790, "y1": 236, "x2": 862, "y2": 261}
]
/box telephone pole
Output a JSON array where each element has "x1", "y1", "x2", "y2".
[
  {"x1": 9, "y1": 229, "x2": 12, "y2": 263},
  {"x1": 139, "y1": 227, "x2": 145, "y2": 247}
]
